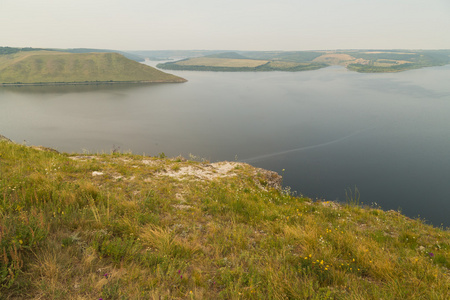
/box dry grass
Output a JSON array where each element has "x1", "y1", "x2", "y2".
[{"x1": 0, "y1": 51, "x2": 69, "y2": 70}]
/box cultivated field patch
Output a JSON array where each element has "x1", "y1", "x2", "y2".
[
  {"x1": 313, "y1": 53, "x2": 357, "y2": 65},
  {"x1": 176, "y1": 57, "x2": 268, "y2": 68},
  {"x1": 267, "y1": 61, "x2": 306, "y2": 68}
]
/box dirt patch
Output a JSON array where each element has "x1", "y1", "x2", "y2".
[
  {"x1": 69, "y1": 156, "x2": 97, "y2": 161},
  {"x1": 162, "y1": 161, "x2": 240, "y2": 181},
  {"x1": 141, "y1": 159, "x2": 162, "y2": 166},
  {"x1": 157, "y1": 161, "x2": 282, "y2": 191}
]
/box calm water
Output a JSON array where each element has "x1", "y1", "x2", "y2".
[{"x1": 1, "y1": 64, "x2": 450, "y2": 227}]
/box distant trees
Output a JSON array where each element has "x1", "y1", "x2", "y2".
[
  {"x1": 0, "y1": 47, "x2": 46, "y2": 55},
  {"x1": 347, "y1": 63, "x2": 415, "y2": 73},
  {"x1": 0, "y1": 47, "x2": 21, "y2": 55}
]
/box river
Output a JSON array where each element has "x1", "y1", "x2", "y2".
[{"x1": 1, "y1": 63, "x2": 450, "y2": 227}]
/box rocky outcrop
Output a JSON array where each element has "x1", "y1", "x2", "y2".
[{"x1": 0, "y1": 135, "x2": 12, "y2": 142}]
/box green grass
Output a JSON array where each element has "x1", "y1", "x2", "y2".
[
  {"x1": 0, "y1": 51, "x2": 186, "y2": 84},
  {"x1": 1, "y1": 139, "x2": 450, "y2": 299}
]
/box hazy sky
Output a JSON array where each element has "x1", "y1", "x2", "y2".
[{"x1": 1, "y1": 0, "x2": 449, "y2": 51}]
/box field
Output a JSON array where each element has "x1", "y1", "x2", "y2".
[
  {"x1": 1, "y1": 138, "x2": 450, "y2": 299},
  {"x1": 157, "y1": 54, "x2": 327, "y2": 72},
  {"x1": 266, "y1": 61, "x2": 307, "y2": 68},
  {"x1": 312, "y1": 53, "x2": 358, "y2": 66},
  {"x1": 175, "y1": 57, "x2": 269, "y2": 68},
  {"x1": 372, "y1": 59, "x2": 412, "y2": 67},
  {"x1": 0, "y1": 51, "x2": 186, "y2": 84}
]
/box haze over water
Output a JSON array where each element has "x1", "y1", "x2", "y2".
[{"x1": 1, "y1": 64, "x2": 450, "y2": 227}]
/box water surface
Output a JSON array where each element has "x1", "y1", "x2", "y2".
[{"x1": 1, "y1": 64, "x2": 450, "y2": 227}]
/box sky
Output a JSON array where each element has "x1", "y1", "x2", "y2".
[{"x1": 1, "y1": 0, "x2": 449, "y2": 51}]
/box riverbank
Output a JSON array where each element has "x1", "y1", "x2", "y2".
[
  {"x1": 1, "y1": 137, "x2": 449, "y2": 298},
  {"x1": 0, "y1": 79, "x2": 187, "y2": 86}
]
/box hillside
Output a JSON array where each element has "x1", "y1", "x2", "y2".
[
  {"x1": 0, "y1": 51, "x2": 186, "y2": 85},
  {"x1": 1, "y1": 138, "x2": 449, "y2": 299},
  {"x1": 156, "y1": 49, "x2": 450, "y2": 73},
  {"x1": 157, "y1": 55, "x2": 326, "y2": 72},
  {"x1": 0, "y1": 46, "x2": 145, "y2": 62},
  {"x1": 51, "y1": 48, "x2": 145, "y2": 62}
]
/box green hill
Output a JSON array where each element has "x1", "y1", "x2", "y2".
[
  {"x1": 0, "y1": 51, "x2": 186, "y2": 85},
  {"x1": 1, "y1": 138, "x2": 449, "y2": 299},
  {"x1": 0, "y1": 46, "x2": 145, "y2": 62}
]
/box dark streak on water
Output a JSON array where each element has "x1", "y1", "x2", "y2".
[{"x1": 1, "y1": 64, "x2": 450, "y2": 227}]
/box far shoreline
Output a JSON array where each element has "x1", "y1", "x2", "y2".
[{"x1": 0, "y1": 79, "x2": 187, "y2": 86}]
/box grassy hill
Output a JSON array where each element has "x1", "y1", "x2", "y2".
[
  {"x1": 1, "y1": 138, "x2": 449, "y2": 299},
  {"x1": 0, "y1": 46, "x2": 145, "y2": 62},
  {"x1": 0, "y1": 51, "x2": 186, "y2": 85},
  {"x1": 50, "y1": 48, "x2": 145, "y2": 62}
]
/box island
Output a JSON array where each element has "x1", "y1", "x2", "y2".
[
  {"x1": 155, "y1": 49, "x2": 450, "y2": 73},
  {"x1": 0, "y1": 47, "x2": 186, "y2": 85}
]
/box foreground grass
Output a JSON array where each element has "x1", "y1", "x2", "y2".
[{"x1": 1, "y1": 140, "x2": 449, "y2": 299}]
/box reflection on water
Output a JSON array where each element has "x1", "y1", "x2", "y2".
[
  {"x1": 242, "y1": 125, "x2": 379, "y2": 163},
  {"x1": 0, "y1": 82, "x2": 168, "y2": 94},
  {"x1": 1, "y1": 65, "x2": 450, "y2": 227}
]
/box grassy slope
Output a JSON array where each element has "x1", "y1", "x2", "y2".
[
  {"x1": 1, "y1": 139, "x2": 449, "y2": 299},
  {"x1": 0, "y1": 51, "x2": 186, "y2": 84}
]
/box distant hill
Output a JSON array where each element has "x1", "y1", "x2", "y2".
[
  {"x1": 157, "y1": 51, "x2": 327, "y2": 72},
  {"x1": 0, "y1": 51, "x2": 186, "y2": 85},
  {"x1": 128, "y1": 50, "x2": 229, "y2": 60},
  {"x1": 157, "y1": 49, "x2": 450, "y2": 73}
]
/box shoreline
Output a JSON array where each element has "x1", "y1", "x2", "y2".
[{"x1": 0, "y1": 79, "x2": 187, "y2": 86}]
